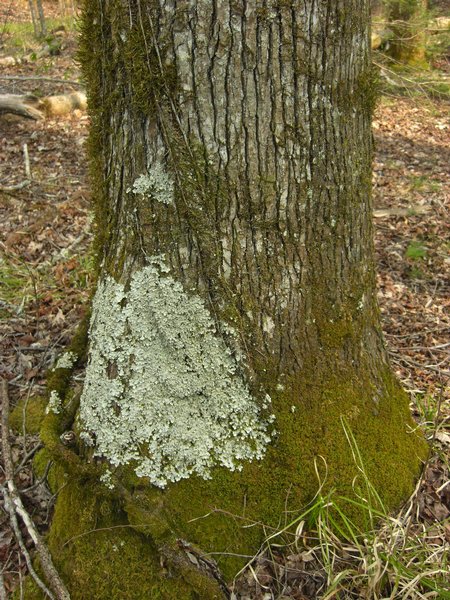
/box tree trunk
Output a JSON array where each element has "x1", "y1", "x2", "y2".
[
  {"x1": 27, "y1": 0, "x2": 39, "y2": 38},
  {"x1": 386, "y1": 0, "x2": 428, "y2": 63},
  {"x1": 35, "y1": 0, "x2": 48, "y2": 37},
  {"x1": 34, "y1": 1, "x2": 427, "y2": 598}
]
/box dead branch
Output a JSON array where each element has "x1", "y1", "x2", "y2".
[
  {"x1": 0, "y1": 94, "x2": 43, "y2": 120},
  {"x1": 23, "y1": 144, "x2": 32, "y2": 179},
  {"x1": 0, "y1": 568, "x2": 7, "y2": 600},
  {"x1": 0, "y1": 75, "x2": 82, "y2": 86},
  {"x1": 0, "y1": 380, "x2": 71, "y2": 600},
  {"x1": 0, "y1": 485, "x2": 55, "y2": 599},
  {"x1": 0, "y1": 180, "x2": 30, "y2": 192},
  {"x1": 0, "y1": 91, "x2": 87, "y2": 120},
  {"x1": 374, "y1": 205, "x2": 431, "y2": 218}
]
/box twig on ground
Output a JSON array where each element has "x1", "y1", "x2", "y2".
[
  {"x1": 0, "y1": 569, "x2": 7, "y2": 600},
  {"x1": 1, "y1": 380, "x2": 71, "y2": 600},
  {"x1": 14, "y1": 442, "x2": 43, "y2": 476},
  {"x1": 0, "y1": 486, "x2": 54, "y2": 600},
  {"x1": 23, "y1": 459, "x2": 53, "y2": 493},
  {"x1": 23, "y1": 144, "x2": 31, "y2": 180},
  {"x1": 374, "y1": 205, "x2": 431, "y2": 218},
  {"x1": 389, "y1": 351, "x2": 450, "y2": 377},
  {"x1": 0, "y1": 75, "x2": 82, "y2": 86},
  {"x1": 0, "y1": 180, "x2": 30, "y2": 192}
]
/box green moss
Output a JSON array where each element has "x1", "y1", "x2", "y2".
[
  {"x1": 12, "y1": 576, "x2": 41, "y2": 599},
  {"x1": 123, "y1": 22, "x2": 178, "y2": 116},
  {"x1": 355, "y1": 65, "x2": 381, "y2": 117},
  {"x1": 22, "y1": 474, "x2": 226, "y2": 599},
  {"x1": 118, "y1": 361, "x2": 428, "y2": 581},
  {"x1": 78, "y1": 0, "x2": 180, "y2": 275},
  {"x1": 39, "y1": 328, "x2": 427, "y2": 596},
  {"x1": 33, "y1": 448, "x2": 62, "y2": 494},
  {"x1": 9, "y1": 396, "x2": 47, "y2": 435},
  {"x1": 39, "y1": 312, "x2": 95, "y2": 477},
  {"x1": 37, "y1": 247, "x2": 427, "y2": 595}
]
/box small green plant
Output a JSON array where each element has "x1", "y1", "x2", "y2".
[
  {"x1": 409, "y1": 174, "x2": 442, "y2": 193},
  {"x1": 409, "y1": 265, "x2": 425, "y2": 279},
  {"x1": 405, "y1": 240, "x2": 427, "y2": 260}
]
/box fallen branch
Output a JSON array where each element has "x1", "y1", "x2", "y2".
[
  {"x1": 23, "y1": 144, "x2": 32, "y2": 179},
  {"x1": 0, "y1": 180, "x2": 30, "y2": 192},
  {"x1": 0, "y1": 75, "x2": 82, "y2": 86},
  {"x1": 0, "y1": 570, "x2": 7, "y2": 600},
  {"x1": 0, "y1": 92, "x2": 87, "y2": 120},
  {"x1": 389, "y1": 352, "x2": 450, "y2": 377},
  {"x1": 374, "y1": 205, "x2": 432, "y2": 218},
  {"x1": 0, "y1": 94, "x2": 43, "y2": 120},
  {"x1": 0, "y1": 380, "x2": 71, "y2": 600},
  {"x1": 0, "y1": 485, "x2": 54, "y2": 600}
]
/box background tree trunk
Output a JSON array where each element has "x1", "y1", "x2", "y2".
[
  {"x1": 27, "y1": 0, "x2": 39, "y2": 38},
  {"x1": 385, "y1": 0, "x2": 428, "y2": 63},
  {"x1": 35, "y1": 0, "x2": 48, "y2": 38},
  {"x1": 33, "y1": 1, "x2": 427, "y2": 598}
]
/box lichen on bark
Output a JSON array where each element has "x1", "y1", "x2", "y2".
[{"x1": 80, "y1": 257, "x2": 274, "y2": 488}]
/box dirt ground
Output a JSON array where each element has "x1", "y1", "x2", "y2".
[{"x1": 0, "y1": 1, "x2": 449, "y2": 598}]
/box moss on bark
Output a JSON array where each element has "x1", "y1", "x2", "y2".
[
  {"x1": 9, "y1": 396, "x2": 47, "y2": 435},
  {"x1": 386, "y1": 0, "x2": 428, "y2": 65}
]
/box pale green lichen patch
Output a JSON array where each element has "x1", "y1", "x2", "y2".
[
  {"x1": 129, "y1": 163, "x2": 174, "y2": 205},
  {"x1": 100, "y1": 469, "x2": 115, "y2": 490},
  {"x1": 80, "y1": 258, "x2": 273, "y2": 488},
  {"x1": 46, "y1": 390, "x2": 62, "y2": 415},
  {"x1": 53, "y1": 351, "x2": 78, "y2": 371}
]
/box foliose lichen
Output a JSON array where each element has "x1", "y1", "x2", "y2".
[
  {"x1": 128, "y1": 163, "x2": 174, "y2": 205},
  {"x1": 80, "y1": 256, "x2": 274, "y2": 488},
  {"x1": 53, "y1": 351, "x2": 78, "y2": 371},
  {"x1": 46, "y1": 390, "x2": 62, "y2": 415},
  {"x1": 99, "y1": 469, "x2": 115, "y2": 490}
]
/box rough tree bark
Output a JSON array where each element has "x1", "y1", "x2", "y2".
[{"x1": 31, "y1": 1, "x2": 427, "y2": 598}]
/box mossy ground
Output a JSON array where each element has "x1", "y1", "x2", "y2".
[
  {"x1": 17, "y1": 484, "x2": 215, "y2": 599},
  {"x1": 21, "y1": 251, "x2": 428, "y2": 598},
  {"x1": 148, "y1": 363, "x2": 427, "y2": 579}
]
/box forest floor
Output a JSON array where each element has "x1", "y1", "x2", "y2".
[{"x1": 0, "y1": 2, "x2": 449, "y2": 599}]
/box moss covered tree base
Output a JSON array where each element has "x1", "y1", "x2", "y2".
[
  {"x1": 29, "y1": 361, "x2": 427, "y2": 599},
  {"x1": 24, "y1": 1, "x2": 429, "y2": 596},
  {"x1": 24, "y1": 460, "x2": 228, "y2": 599}
]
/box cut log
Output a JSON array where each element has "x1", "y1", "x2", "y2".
[
  {"x1": 42, "y1": 92, "x2": 87, "y2": 116},
  {"x1": 0, "y1": 94, "x2": 44, "y2": 120},
  {"x1": 0, "y1": 92, "x2": 87, "y2": 120}
]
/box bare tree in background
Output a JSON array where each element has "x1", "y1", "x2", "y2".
[{"x1": 27, "y1": 0, "x2": 47, "y2": 38}]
